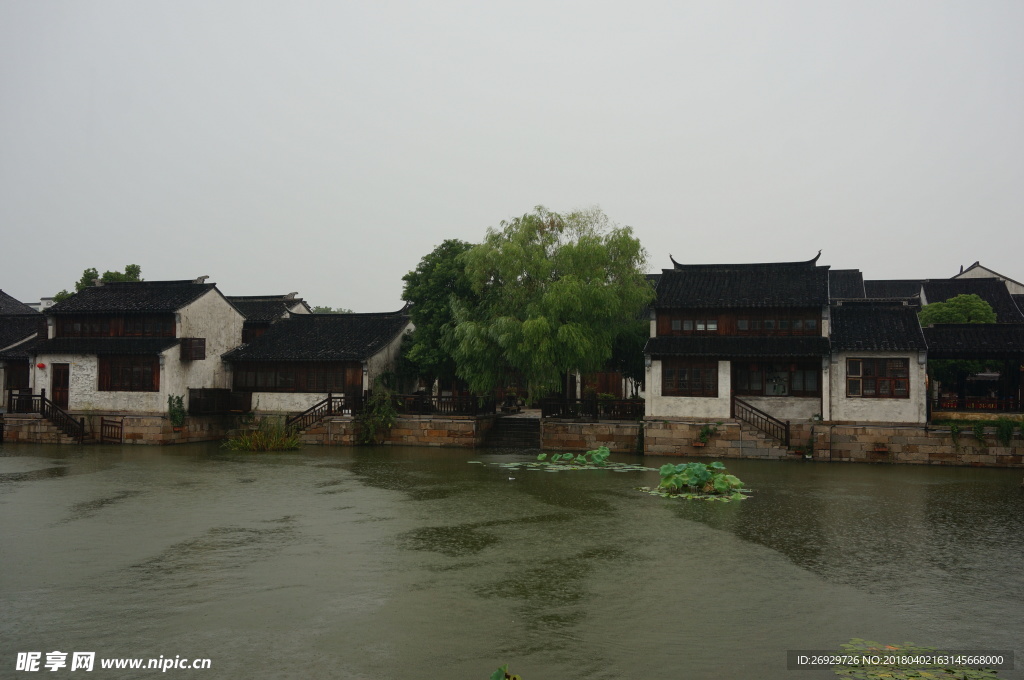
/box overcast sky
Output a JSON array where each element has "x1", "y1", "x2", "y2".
[{"x1": 2, "y1": 1, "x2": 1021, "y2": 311}]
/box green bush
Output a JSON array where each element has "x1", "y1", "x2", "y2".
[{"x1": 222, "y1": 418, "x2": 301, "y2": 452}]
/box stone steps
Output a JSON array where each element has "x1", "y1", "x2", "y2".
[{"x1": 483, "y1": 417, "x2": 541, "y2": 449}]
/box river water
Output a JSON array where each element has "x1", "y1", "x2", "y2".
[{"x1": 1, "y1": 443, "x2": 1021, "y2": 679}]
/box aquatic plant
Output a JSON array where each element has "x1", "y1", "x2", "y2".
[
  {"x1": 473, "y1": 447, "x2": 653, "y2": 473},
  {"x1": 222, "y1": 418, "x2": 301, "y2": 451},
  {"x1": 833, "y1": 638, "x2": 1000, "y2": 679},
  {"x1": 644, "y1": 461, "x2": 748, "y2": 501},
  {"x1": 489, "y1": 665, "x2": 521, "y2": 680},
  {"x1": 537, "y1": 446, "x2": 611, "y2": 467}
]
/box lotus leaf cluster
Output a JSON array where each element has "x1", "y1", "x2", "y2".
[
  {"x1": 537, "y1": 446, "x2": 612, "y2": 466},
  {"x1": 655, "y1": 461, "x2": 747, "y2": 500}
]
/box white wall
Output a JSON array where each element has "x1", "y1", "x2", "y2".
[
  {"x1": 171, "y1": 290, "x2": 246, "y2": 401},
  {"x1": 364, "y1": 323, "x2": 412, "y2": 391},
  {"x1": 250, "y1": 392, "x2": 331, "y2": 414},
  {"x1": 741, "y1": 396, "x2": 821, "y2": 421},
  {"x1": 30, "y1": 353, "x2": 165, "y2": 413},
  {"x1": 29, "y1": 289, "x2": 246, "y2": 415},
  {"x1": 645, "y1": 359, "x2": 731, "y2": 419},
  {"x1": 954, "y1": 267, "x2": 1024, "y2": 295},
  {"x1": 829, "y1": 351, "x2": 928, "y2": 424}
]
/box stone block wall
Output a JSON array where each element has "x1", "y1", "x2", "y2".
[
  {"x1": 541, "y1": 420, "x2": 642, "y2": 454},
  {"x1": 1, "y1": 412, "x2": 239, "y2": 445},
  {"x1": 643, "y1": 419, "x2": 794, "y2": 459},
  {"x1": 811, "y1": 423, "x2": 1024, "y2": 467},
  {"x1": 302, "y1": 415, "x2": 497, "y2": 448}
]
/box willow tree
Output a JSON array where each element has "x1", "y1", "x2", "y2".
[{"x1": 448, "y1": 206, "x2": 654, "y2": 401}]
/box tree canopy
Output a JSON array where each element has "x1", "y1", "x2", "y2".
[
  {"x1": 310, "y1": 306, "x2": 353, "y2": 314},
  {"x1": 918, "y1": 293, "x2": 997, "y2": 325},
  {"x1": 401, "y1": 239, "x2": 477, "y2": 383},
  {"x1": 918, "y1": 294, "x2": 999, "y2": 396},
  {"x1": 53, "y1": 264, "x2": 143, "y2": 302},
  {"x1": 447, "y1": 206, "x2": 654, "y2": 400}
]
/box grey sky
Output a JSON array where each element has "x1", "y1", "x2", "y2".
[{"x1": 2, "y1": 1, "x2": 1022, "y2": 311}]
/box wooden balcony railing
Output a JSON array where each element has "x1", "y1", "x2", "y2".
[
  {"x1": 540, "y1": 398, "x2": 645, "y2": 421},
  {"x1": 392, "y1": 394, "x2": 496, "y2": 417},
  {"x1": 931, "y1": 397, "x2": 1022, "y2": 413}
]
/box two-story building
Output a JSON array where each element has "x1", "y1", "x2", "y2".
[
  {"x1": 26, "y1": 278, "x2": 245, "y2": 414},
  {"x1": 644, "y1": 255, "x2": 831, "y2": 422}
]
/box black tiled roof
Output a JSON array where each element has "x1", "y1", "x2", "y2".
[
  {"x1": 655, "y1": 261, "x2": 829, "y2": 309},
  {"x1": 830, "y1": 303, "x2": 926, "y2": 351},
  {"x1": 828, "y1": 270, "x2": 865, "y2": 299},
  {"x1": 1012, "y1": 294, "x2": 1024, "y2": 316},
  {"x1": 644, "y1": 335, "x2": 829, "y2": 358},
  {"x1": 0, "y1": 315, "x2": 43, "y2": 351},
  {"x1": 0, "y1": 336, "x2": 41, "y2": 360},
  {"x1": 227, "y1": 296, "x2": 307, "y2": 323},
  {"x1": 48, "y1": 281, "x2": 217, "y2": 314},
  {"x1": 863, "y1": 280, "x2": 923, "y2": 299},
  {"x1": 921, "y1": 279, "x2": 1024, "y2": 323},
  {"x1": 0, "y1": 290, "x2": 40, "y2": 315},
  {"x1": 923, "y1": 324, "x2": 1024, "y2": 359},
  {"x1": 223, "y1": 312, "x2": 410, "y2": 362},
  {"x1": 30, "y1": 338, "x2": 181, "y2": 356}
]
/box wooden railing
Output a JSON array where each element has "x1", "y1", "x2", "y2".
[
  {"x1": 931, "y1": 397, "x2": 1022, "y2": 413},
  {"x1": 732, "y1": 397, "x2": 789, "y2": 447},
  {"x1": 392, "y1": 394, "x2": 496, "y2": 417},
  {"x1": 540, "y1": 398, "x2": 645, "y2": 421},
  {"x1": 6, "y1": 389, "x2": 85, "y2": 442},
  {"x1": 285, "y1": 393, "x2": 363, "y2": 431},
  {"x1": 100, "y1": 417, "x2": 123, "y2": 444}
]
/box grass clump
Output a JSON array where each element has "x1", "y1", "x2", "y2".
[{"x1": 223, "y1": 418, "x2": 302, "y2": 452}]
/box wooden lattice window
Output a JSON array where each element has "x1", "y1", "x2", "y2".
[
  {"x1": 662, "y1": 359, "x2": 718, "y2": 397},
  {"x1": 847, "y1": 358, "x2": 909, "y2": 399},
  {"x1": 98, "y1": 355, "x2": 160, "y2": 392},
  {"x1": 180, "y1": 338, "x2": 206, "y2": 361}
]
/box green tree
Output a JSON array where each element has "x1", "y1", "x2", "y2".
[
  {"x1": 919, "y1": 294, "x2": 1000, "y2": 400},
  {"x1": 918, "y1": 293, "x2": 997, "y2": 325},
  {"x1": 448, "y1": 206, "x2": 654, "y2": 401},
  {"x1": 54, "y1": 264, "x2": 143, "y2": 301},
  {"x1": 310, "y1": 306, "x2": 353, "y2": 314},
  {"x1": 401, "y1": 239, "x2": 478, "y2": 386}
]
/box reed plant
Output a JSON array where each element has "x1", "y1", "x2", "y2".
[{"x1": 223, "y1": 418, "x2": 302, "y2": 452}]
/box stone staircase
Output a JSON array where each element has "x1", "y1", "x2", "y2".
[
  {"x1": 482, "y1": 416, "x2": 541, "y2": 449},
  {"x1": 735, "y1": 420, "x2": 802, "y2": 458}
]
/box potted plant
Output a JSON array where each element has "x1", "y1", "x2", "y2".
[
  {"x1": 168, "y1": 395, "x2": 187, "y2": 431},
  {"x1": 694, "y1": 422, "x2": 720, "y2": 447}
]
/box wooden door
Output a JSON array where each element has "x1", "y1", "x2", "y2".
[
  {"x1": 345, "y1": 364, "x2": 364, "y2": 396},
  {"x1": 52, "y1": 363, "x2": 70, "y2": 409}
]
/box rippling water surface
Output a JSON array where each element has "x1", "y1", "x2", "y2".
[{"x1": 1, "y1": 443, "x2": 1021, "y2": 679}]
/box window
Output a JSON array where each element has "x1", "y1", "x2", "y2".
[
  {"x1": 734, "y1": 362, "x2": 820, "y2": 397},
  {"x1": 232, "y1": 362, "x2": 361, "y2": 393},
  {"x1": 99, "y1": 356, "x2": 159, "y2": 392},
  {"x1": 662, "y1": 360, "x2": 718, "y2": 397},
  {"x1": 180, "y1": 338, "x2": 206, "y2": 361},
  {"x1": 847, "y1": 358, "x2": 909, "y2": 398}
]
